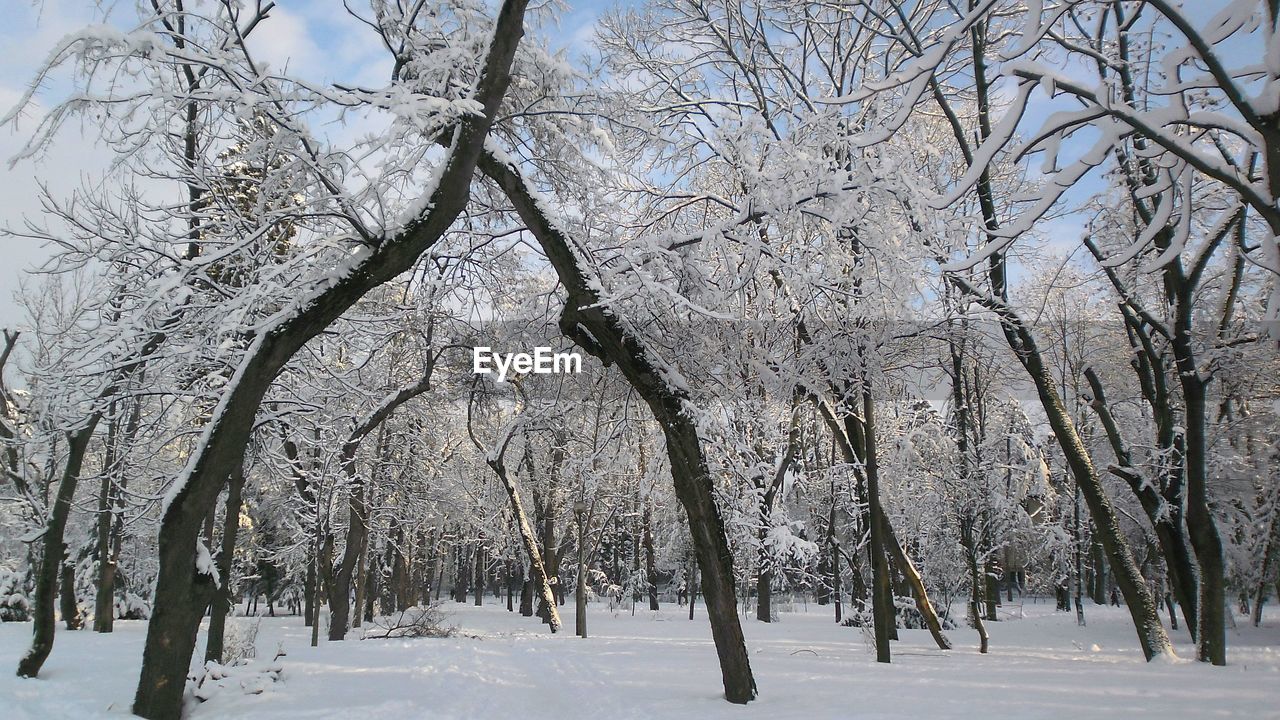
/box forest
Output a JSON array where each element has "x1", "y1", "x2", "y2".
[{"x1": 0, "y1": 1, "x2": 1277, "y2": 718}]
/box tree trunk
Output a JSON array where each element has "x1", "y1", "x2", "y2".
[
  {"x1": 687, "y1": 554, "x2": 698, "y2": 620},
  {"x1": 829, "y1": 505, "x2": 842, "y2": 624},
  {"x1": 755, "y1": 542, "x2": 772, "y2": 623},
  {"x1": 473, "y1": 543, "x2": 484, "y2": 607},
  {"x1": 482, "y1": 445, "x2": 560, "y2": 631},
  {"x1": 963, "y1": 523, "x2": 989, "y2": 654},
  {"x1": 1253, "y1": 505, "x2": 1279, "y2": 627},
  {"x1": 59, "y1": 558, "x2": 82, "y2": 630},
  {"x1": 17, "y1": 420, "x2": 99, "y2": 678},
  {"x1": 131, "y1": 3, "x2": 531, "y2": 714},
  {"x1": 328, "y1": 469, "x2": 367, "y2": 640},
  {"x1": 644, "y1": 501, "x2": 659, "y2": 612},
  {"x1": 659, "y1": 419, "x2": 756, "y2": 701},
  {"x1": 1180, "y1": 378, "x2": 1226, "y2": 665},
  {"x1": 947, "y1": 6, "x2": 1169, "y2": 661},
  {"x1": 863, "y1": 387, "x2": 893, "y2": 662},
  {"x1": 331, "y1": 378, "x2": 429, "y2": 640},
  {"x1": 92, "y1": 405, "x2": 120, "y2": 634},
  {"x1": 950, "y1": 273, "x2": 1173, "y2": 660},
  {"x1": 353, "y1": 526, "x2": 368, "y2": 630},
  {"x1": 1090, "y1": 532, "x2": 1107, "y2": 605},
  {"x1": 520, "y1": 570, "x2": 534, "y2": 617},
  {"x1": 880, "y1": 510, "x2": 951, "y2": 650},
  {"x1": 983, "y1": 554, "x2": 999, "y2": 621},
  {"x1": 205, "y1": 464, "x2": 246, "y2": 663},
  {"x1": 1083, "y1": 367, "x2": 1199, "y2": 635},
  {"x1": 482, "y1": 149, "x2": 759, "y2": 701}
]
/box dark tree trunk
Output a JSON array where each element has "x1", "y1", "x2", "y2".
[
  {"x1": 1083, "y1": 366, "x2": 1200, "y2": 635},
  {"x1": 330, "y1": 470, "x2": 370, "y2": 636},
  {"x1": 828, "y1": 498, "x2": 842, "y2": 623},
  {"x1": 205, "y1": 464, "x2": 246, "y2": 663},
  {"x1": 945, "y1": 7, "x2": 1168, "y2": 661},
  {"x1": 949, "y1": 272, "x2": 1172, "y2": 660},
  {"x1": 1181, "y1": 380, "x2": 1226, "y2": 665},
  {"x1": 130, "y1": 2, "x2": 532, "y2": 711},
  {"x1": 520, "y1": 573, "x2": 534, "y2": 617},
  {"x1": 17, "y1": 419, "x2": 99, "y2": 678},
  {"x1": 473, "y1": 543, "x2": 484, "y2": 607},
  {"x1": 1090, "y1": 533, "x2": 1107, "y2": 605},
  {"x1": 480, "y1": 151, "x2": 756, "y2": 703},
  {"x1": 92, "y1": 405, "x2": 120, "y2": 634},
  {"x1": 59, "y1": 558, "x2": 82, "y2": 630},
  {"x1": 304, "y1": 550, "x2": 316, "y2": 627},
  {"x1": 644, "y1": 501, "x2": 659, "y2": 612},
  {"x1": 962, "y1": 522, "x2": 989, "y2": 654},
  {"x1": 863, "y1": 386, "x2": 893, "y2": 661},
  {"x1": 363, "y1": 554, "x2": 378, "y2": 623},
  {"x1": 881, "y1": 510, "x2": 951, "y2": 650},
  {"x1": 1253, "y1": 504, "x2": 1279, "y2": 627},
  {"x1": 755, "y1": 548, "x2": 772, "y2": 623},
  {"x1": 984, "y1": 554, "x2": 999, "y2": 621},
  {"x1": 331, "y1": 375, "x2": 431, "y2": 640}
]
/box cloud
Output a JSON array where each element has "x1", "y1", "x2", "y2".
[{"x1": 246, "y1": 6, "x2": 325, "y2": 79}]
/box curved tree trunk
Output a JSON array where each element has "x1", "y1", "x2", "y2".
[
  {"x1": 950, "y1": 272, "x2": 1173, "y2": 661},
  {"x1": 479, "y1": 152, "x2": 756, "y2": 703},
  {"x1": 962, "y1": 521, "x2": 989, "y2": 654},
  {"x1": 941, "y1": 3, "x2": 1169, "y2": 661},
  {"x1": 130, "y1": 4, "x2": 532, "y2": 713}
]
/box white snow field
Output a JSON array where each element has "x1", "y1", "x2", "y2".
[{"x1": 2, "y1": 600, "x2": 1277, "y2": 719}]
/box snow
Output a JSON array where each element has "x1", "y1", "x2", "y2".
[
  {"x1": 194, "y1": 539, "x2": 220, "y2": 588},
  {"x1": 2, "y1": 601, "x2": 1277, "y2": 719}
]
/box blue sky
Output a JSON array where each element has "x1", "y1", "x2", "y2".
[{"x1": 0, "y1": 1, "x2": 1256, "y2": 331}]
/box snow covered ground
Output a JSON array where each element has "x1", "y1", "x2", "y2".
[{"x1": 2, "y1": 599, "x2": 1278, "y2": 719}]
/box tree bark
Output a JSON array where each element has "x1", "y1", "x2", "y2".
[
  {"x1": 478, "y1": 151, "x2": 756, "y2": 703},
  {"x1": 59, "y1": 557, "x2": 82, "y2": 631},
  {"x1": 880, "y1": 512, "x2": 952, "y2": 650},
  {"x1": 17, "y1": 418, "x2": 100, "y2": 678},
  {"x1": 205, "y1": 464, "x2": 246, "y2": 663},
  {"x1": 92, "y1": 404, "x2": 120, "y2": 634},
  {"x1": 643, "y1": 500, "x2": 659, "y2": 612},
  {"x1": 1083, "y1": 366, "x2": 1199, "y2": 634},
  {"x1": 940, "y1": 1, "x2": 1169, "y2": 660},
  {"x1": 862, "y1": 386, "x2": 893, "y2": 662},
  {"x1": 950, "y1": 274, "x2": 1173, "y2": 661},
  {"x1": 813, "y1": 397, "x2": 949, "y2": 648},
  {"x1": 329, "y1": 372, "x2": 431, "y2": 641},
  {"x1": 1252, "y1": 498, "x2": 1279, "y2": 627},
  {"x1": 755, "y1": 532, "x2": 772, "y2": 623},
  {"x1": 962, "y1": 520, "x2": 989, "y2": 654},
  {"x1": 1181, "y1": 377, "x2": 1226, "y2": 665},
  {"x1": 130, "y1": 3, "x2": 531, "y2": 713}
]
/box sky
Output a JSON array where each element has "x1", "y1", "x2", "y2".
[
  {"x1": 0, "y1": 1, "x2": 1253, "y2": 334},
  {"x1": 0, "y1": 0, "x2": 616, "y2": 331}
]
